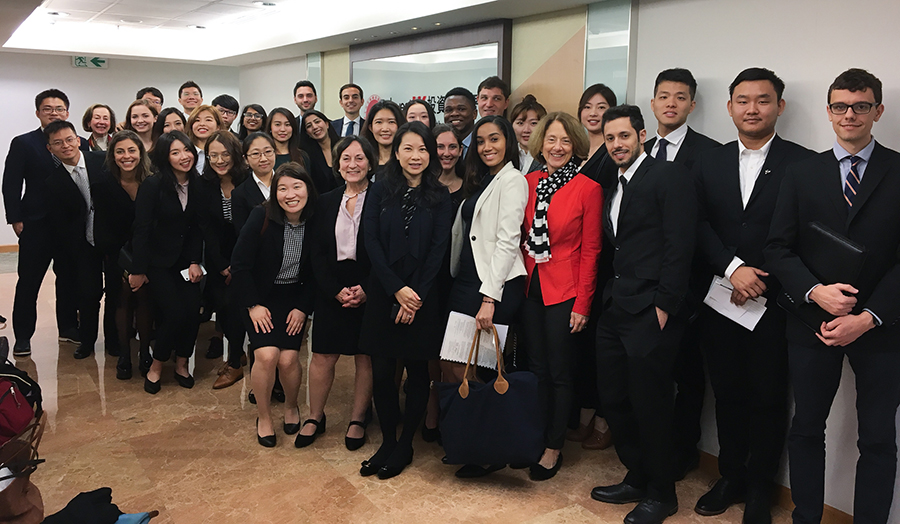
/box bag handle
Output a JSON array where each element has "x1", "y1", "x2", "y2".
[
  {"x1": 458, "y1": 326, "x2": 509, "y2": 398},
  {"x1": 458, "y1": 328, "x2": 481, "y2": 399}
]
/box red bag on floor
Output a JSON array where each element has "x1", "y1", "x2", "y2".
[{"x1": 0, "y1": 379, "x2": 33, "y2": 446}]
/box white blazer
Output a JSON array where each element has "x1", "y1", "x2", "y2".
[{"x1": 450, "y1": 161, "x2": 528, "y2": 300}]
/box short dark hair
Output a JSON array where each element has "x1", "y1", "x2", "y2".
[
  {"x1": 654, "y1": 68, "x2": 697, "y2": 100},
  {"x1": 729, "y1": 68, "x2": 785, "y2": 101},
  {"x1": 601, "y1": 104, "x2": 645, "y2": 134},
  {"x1": 43, "y1": 120, "x2": 77, "y2": 141},
  {"x1": 265, "y1": 162, "x2": 318, "y2": 224},
  {"x1": 242, "y1": 131, "x2": 276, "y2": 157},
  {"x1": 578, "y1": 84, "x2": 617, "y2": 121},
  {"x1": 477, "y1": 76, "x2": 510, "y2": 99},
  {"x1": 82, "y1": 104, "x2": 117, "y2": 134},
  {"x1": 136, "y1": 87, "x2": 164, "y2": 103},
  {"x1": 211, "y1": 94, "x2": 239, "y2": 112},
  {"x1": 179, "y1": 81, "x2": 202, "y2": 98},
  {"x1": 294, "y1": 80, "x2": 317, "y2": 97},
  {"x1": 339, "y1": 83, "x2": 363, "y2": 99},
  {"x1": 333, "y1": 135, "x2": 378, "y2": 181},
  {"x1": 35, "y1": 89, "x2": 69, "y2": 111},
  {"x1": 444, "y1": 87, "x2": 476, "y2": 108},
  {"x1": 828, "y1": 68, "x2": 883, "y2": 105}
]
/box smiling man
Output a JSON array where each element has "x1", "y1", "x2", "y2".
[
  {"x1": 331, "y1": 83, "x2": 364, "y2": 137},
  {"x1": 476, "y1": 76, "x2": 510, "y2": 118},
  {"x1": 443, "y1": 87, "x2": 477, "y2": 157},
  {"x1": 178, "y1": 81, "x2": 203, "y2": 115},
  {"x1": 293, "y1": 80, "x2": 318, "y2": 119}
]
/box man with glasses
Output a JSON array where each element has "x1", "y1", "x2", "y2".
[
  {"x1": 178, "y1": 81, "x2": 203, "y2": 116},
  {"x1": 2, "y1": 89, "x2": 87, "y2": 357},
  {"x1": 331, "y1": 83, "x2": 365, "y2": 137},
  {"x1": 765, "y1": 68, "x2": 900, "y2": 524},
  {"x1": 212, "y1": 94, "x2": 240, "y2": 132}
]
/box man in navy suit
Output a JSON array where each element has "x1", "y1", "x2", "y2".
[
  {"x1": 2, "y1": 89, "x2": 86, "y2": 357},
  {"x1": 331, "y1": 83, "x2": 365, "y2": 137}
]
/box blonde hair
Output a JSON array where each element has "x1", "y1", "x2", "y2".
[{"x1": 528, "y1": 111, "x2": 589, "y2": 163}]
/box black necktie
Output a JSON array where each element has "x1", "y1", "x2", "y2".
[
  {"x1": 844, "y1": 155, "x2": 861, "y2": 208},
  {"x1": 656, "y1": 138, "x2": 669, "y2": 161},
  {"x1": 619, "y1": 175, "x2": 628, "y2": 189},
  {"x1": 346, "y1": 120, "x2": 355, "y2": 137}
]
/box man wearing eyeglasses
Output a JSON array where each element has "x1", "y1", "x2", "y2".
[
  {"x1": 2, "y1": 89, "x2": 88, "y2": 357},
  {"x1": 212, "y1": 94, "x2": 240, "y2": 133},
  {"x1": 765, "y1": 68, "x2": 900, "y2": 524}
]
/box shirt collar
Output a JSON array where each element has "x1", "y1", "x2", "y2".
[
  {"x1": 620, "y1": 152, "x2": 647, "y2": 183},
  {"x1": 833, "y1": 137, "x2": 875, "y2": 163},
  {"x1": 60, "y1": 152, "x2": 86, "y2": 175},
  {"x1": 738, "y1": 134, "x2": 776, "y2": 157},
  {"x1": 655, "y1": 123, "x2": 688, "y2": 146},
  {"x1": 252, "y1": 171, "x2": 272, "y2": 188}
]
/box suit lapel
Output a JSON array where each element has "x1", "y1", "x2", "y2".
[
  {"x1": 674, "y1": 128, "x2": 695, "y2": 164},
  {"x1": 821, "y1": 153, "x2": 848, "y2": 220},
  {"x1": 619, "y1": 156, "x2": 652, "y2": 221},
  {"x1": 848, "y1": 142, "x2": 889, "y2": 224},
  {"x1": 718, "y1": 143, "x2": 744, "y2": 212},
  {"x1": 745, "y1": 135, "x2": 785, "y2": 209}
]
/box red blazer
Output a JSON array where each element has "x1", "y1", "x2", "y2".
[{"x1": 522, "y1": 170, "x2": 603, "y2": 316}]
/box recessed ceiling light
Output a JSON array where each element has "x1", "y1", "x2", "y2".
[
  {"x1": 253, "y1": 1, "x2": 276, "y2": 6},
  {"x1": 353, "y1": 37, "x2": 360, "y2": 41},
  {"x1": 434, "y1": 22, "x2": 441, "y2": 26},
  {"x1": 389, "y1": 31, "x2": 399, "y2": 35},
  {"x1": 370, "y1": 35, "x2": 377, "y2": 38},
  {"x1": 119, "y1": 19, "x2": 143, "y2": 24},
  {"x1": 47, "y1": 11, "x2": 69, "y2": 17},
  {"x1": 411, "y1": 26, "x2": 418, "y2": 30},
  {"x1": 188, "y1": 25, "x2": 206, "y2": 29}
]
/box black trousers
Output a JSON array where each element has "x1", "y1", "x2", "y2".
[
  {"x1": 146, "y1": 266, "x2": 201, "y2": 361},
  {"x1": 12, "y1": 218, "x2": 78, "y2": 341},
  {"x1": 372, "y1": 356, "x2": 429, "y2": 448},
  {"x1": 672, "y1": 317, "x2": 705, "y2": 461},
  {"x1": 520, "y1": 294, "x2": 578, "y2": 450},
  {"x1": 699, "y1": 306, "x2": 789, "y2": 488},
  {"x1": 73, "y1": 241, "x2": 104, "y2": 349},
  {"x1": 596, "y1": 301, "x2": 684, "y2": 503},
  {"x1": 788, "y1": 341, "x2": 900, "y2": 524},
  {"x1": 205, "y1": 271, "x2": 246, "y2": 368}
]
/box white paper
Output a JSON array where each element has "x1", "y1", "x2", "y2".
[
  {"x1": 0, "y1": 467, "x2": 13, "y2": 492},
  {"x1": 703, "y1": 276, "x2": 767, "y2": 331},
  {"x1": 439, "y1": 311, "x2": 508, "y2": 369}
]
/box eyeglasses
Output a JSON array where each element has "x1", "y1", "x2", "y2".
[
  {"x1": 243, "y1": 112, "x2": 262, "y2": 120},
  {"x1": 246, "y1": 149, "x2": 275, "y2": 159},
  {"x1": 49, "y1": 136, "x2": 79, "y2": 147},
  {"x1": 208, "y1": 153, "x2": 232, "y2": 162},
  {"x1": 829, "y1": 102, "x2": 877, "y2": 115},
  {"x1": 218, "y1": 109, "x2": 237, "y2": 117},
  {"x1": 40, "y1": 106, "x2": 68, "y2": 115}
]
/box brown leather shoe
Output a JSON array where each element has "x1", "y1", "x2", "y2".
[
  {"x1": 566, "y1": 423, "x2": 592, "y2": 442},
  {"x1": 582, "y1": 427, "x2": 613, "y2": 450},
  {"x1": 213, "y1": 363, "x2": 244, "y2": 389}
]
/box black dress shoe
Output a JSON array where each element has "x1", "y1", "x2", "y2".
[
  {"x1": 283, "y1": 418, "x2": 301, "y2": 435},
  {"x1": 345, "y1": 420, "x2": 367, "y2": 451},
  {"x1": 377, "y1": 447, "x2": 413, "y2": 480},
  {"x1": 12, "y1": 340, "x2": 31, "y2": 358},
  {"x1": 529, "y1": 452, "x2": 562, "y2": 481},
  {"x1": 590, "y1": 481, "x2": 647, "y2": 504},
  {"x1": 694, "y1": 477, "x2": 746, "y2": 516},
  {"x1": 257, "y1": 418, "x2": 276, "y2": 448},
  {"x1": 625, "y1": 499, "x2": 678, "y2": 524},
  {"x1": 455, "y1": 464, "x2": 506, "y2": 478},
  {"x1": 116, "y1": 364, "x2": 132, "y2": 380},
  {"x1": 293, "y1": 415, "x2": 326, "y2": 448},
  {"x1": 675, "y1": 449, "x2": 700, "y2": 481},
  {"x1": 422, "y1": 425, "x2": 441, "y2": 443},
  {"x1": 174, "y1": 372, "x2": 195, "y2": 389},
  {"x1": 144, "y1": 377, "x2": 161, "y2": 395},
  {"x1": 205, "y1": 337, "x2": 224, "y2": 359},
  {"x1": 742, "y1": 487, "x2": 773, "y2": 524},
  {"x1": 73, "y1": 344, "x2": 94, "y2": 359}
]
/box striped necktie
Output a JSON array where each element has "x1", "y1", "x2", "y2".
[{"x1": 843, "y1": 156, "x2": 861, "y2": 209}]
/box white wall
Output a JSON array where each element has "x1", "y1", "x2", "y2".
[
  {"x1": 633, "y1": 0, "x2": 900, "y2": 517},
  {"x1": 238, "y1": 56, "x2": 308, "y2": 121},
  {"x1": 0, "y1": 51, "x2": 240, "y2": 246}
]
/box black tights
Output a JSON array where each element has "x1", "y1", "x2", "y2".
[{"x1": 370, "y1": 356, "x2": 430, "y2": 467}]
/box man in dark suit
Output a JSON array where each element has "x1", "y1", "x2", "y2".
[
  {"x1": 765, "y1": 68, "x2": 900, "y2": 524},
  {"x1": 2, "y1": 89, "x2": 86, "y2": 357},
  {"x1": 293, "y1": 80, "x2": 318, "y2": 127},
  {"x1": 590, "y1": 105, "x2": 696, "y2": 524},
  {"x1": 43, "y1": 121, "x2": 106, "y2": 360},
  {"x1": 331, "y1": 83, "x2": 365, "y2": 137},
  {"x1": 692, "y1": 68, "x2": 814, "y2": 524},
  {"x1": 643, "y1": 68, "x2": 720, "y2": 477},
  {"x1": 443, "y1": 87, "x2": 477, "y2": 157}
]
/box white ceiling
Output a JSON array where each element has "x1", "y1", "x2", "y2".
[{"x1": 0, "y1": 0, "x2": 595, "y2": 66}]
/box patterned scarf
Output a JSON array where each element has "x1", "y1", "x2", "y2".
[{"x1": 526, "y1": 158, "x2": 580, "y2": 263}]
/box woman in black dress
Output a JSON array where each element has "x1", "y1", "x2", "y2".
[
  {"x1": 298, "y1": 109, "x2": 340, "y2": 194},
  {"x1": 230, "y1": 162, "x2": 317, "y2": 448},
  {"x1": 303, "y1": 136, "x2": 376, "y2": 451},
  {"x1": 359, "y1": 122, "x2": 452, "y2": 479},
  {"x1": 362, "y1": 100, "x2": 403, "y2": 182}
]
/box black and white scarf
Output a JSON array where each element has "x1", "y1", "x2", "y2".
[{"x1": 526, "y1": 158, "x2": 580, "y2": 263}]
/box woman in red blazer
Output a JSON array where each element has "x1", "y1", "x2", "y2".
[{"x1": 520, "y1": 112, "x2": 603, "y2": 480}]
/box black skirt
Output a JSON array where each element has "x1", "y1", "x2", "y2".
[
  {"x1": 359, "y1": 277, "x2": 442, "y2": 361},
  {"x1": 312, "y1": 259, "x2": 365, "y2": 355},
  {"x1": 244, "y1": 282, "x2": 305, "y2": 351}
]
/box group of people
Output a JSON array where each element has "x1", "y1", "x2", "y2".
[{"x1": 3, "y1": 66, "x2": 898, "y2": 524}]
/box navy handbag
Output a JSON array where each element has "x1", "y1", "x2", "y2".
[{"x1": 437, "y1": 326, "x2": 544, "y2": 465}]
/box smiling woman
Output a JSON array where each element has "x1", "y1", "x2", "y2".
[
  {"x1": 124, "y1": 99, "x2": 158, "y2": 152},
  {"x1": 187, "y1": 105, "x2": 224, "y2": 173},
  {"x1": 81, "y1": 103, "x2": 116, "y2": 152}
]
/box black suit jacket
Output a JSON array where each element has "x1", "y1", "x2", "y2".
[
  {"x1": 644, "y1": 126, "x2": 720, "y2": 172},
  {"x1": 695, "y1": 135, "x2": 815, "y2": 299},
  {"x1": 230, "y1": 206, "x2": 314, "y2": 313},
  {"x1": 92, "y1": 165, "x2": 138, "y2": 257},
  {"x1": 331, "y1": 117, "x2": 365, "y2": 137},
  {"x1": 231, "y1": 175, "x2": 267, "y2": 236},
  {"x1": 310, "y1": 185, "x2": 372, "y2": 299},
  {"x1": 44, "y1": 151, "x2": 106, "y2": 252},
  {"x1": 765, "y1": 142, "x2": 900, "y2": 349},
  {"x1": 198, "y1": 176, "x2": 239, "y2": 273},
  {"x1": 603, "y1": 155, "x2": 697, "y2": 316},
  {"x1": 2, "y1": 128, "x2": 89, "y2": 223},
  {"x1": 131, "y1": 173, "x2": 204, "y2": 274}
]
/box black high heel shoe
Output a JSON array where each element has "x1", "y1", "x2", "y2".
[
  {"x1": 143, "y1": 376, "x2": 161, "y2": 395},
  {"x1": 293, "y1": 414, "x2": 326, "y2": 448},
  {"x1": 529, "y1": 452, "x2": 563, "y2": 481},
  {"x1": 345, "y1": 420, "x2": 367, "y2": 451},
  {"x1": 377, "y1": 447, "x2": 414, "y2": 480},
  {"x1": 257, "y1": 418, "x2": 276, "y2": 448},
  {"x1": 360, "y1": 442, "x2": 395, "y2": 477}
]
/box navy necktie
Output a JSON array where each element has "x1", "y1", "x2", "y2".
[
  {"x1": 844, "y1": 155, "x2": 861, "y2": 209},
  {"x1": 656, "y1": 138, "x2": 669, "y2": 161},
  {"x1": 346, "y1": 120, "x2": 355, "y2": 137}
]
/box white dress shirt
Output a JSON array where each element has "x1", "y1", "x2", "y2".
[
  {"x1": 62, "y1": 154, "x2": 94, "y2": 246},
  {"x1": 649, "y1": 123, "x2": 688, "y2": 161},
  {"x1": 610, "y1": 152, "x2": 647, "y2": 235},
  {"x1": 342, "y1": 117, "x2": 362, "y2": 137},
  {"x1": 253, "y1": 171, "x2": 272, "y2": 200},
  {"x1": 518, "y1": 144, "x2": 535, "y2": 174}
]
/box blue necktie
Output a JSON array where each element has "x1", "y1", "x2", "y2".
[
  {"x1": 656, "y1": 138, "x2": 669, "y2": 161},
  {"x1": 346, "y1": 120, "x2": 355, "y2": 137},
  {"x1": 843, "y1": 156, "x2": 861, "y2": 209}
]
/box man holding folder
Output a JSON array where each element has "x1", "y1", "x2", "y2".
[{"x1": 765, "y1": 68, "x2": 900, "y2": 524}]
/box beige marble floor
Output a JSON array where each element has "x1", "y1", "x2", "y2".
[{"x1": 1, "y1": 271, "x2": 792, "y2": 523}]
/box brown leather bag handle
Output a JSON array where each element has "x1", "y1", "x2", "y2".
[
  {"x1": 458, "y1": 328, "x2": 481, "y2": 399},
  {"x1": 458, "y1": 326, "x2": 508, "y2": 398}
]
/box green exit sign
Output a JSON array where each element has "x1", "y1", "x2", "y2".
[{"x1": 72, "y1": 56, "x2": 108, "y2": 69}]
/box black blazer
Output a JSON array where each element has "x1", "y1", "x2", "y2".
[
  {"x1": 2, "y1": 128, "x2": 89, "y2": 224},
  {"x1": 197, "y1": 176, "x2": 239, "y2": 274},
  {"x1": 131, "y1": 173, "x2": 204, "y2": 274},
  {"x1": 92, "y1": 165, "x2": 138, "y2": 257},
  {"x1": 44, "y1": 151, "x2": 106, "y2": 252},
  {"x1": 364, "y1": 180, "x2": 452, "y2": 301},
  {"x1": 230, "y1": 206, "x2": 314, "y2": 313},
  {"x1": 331, "y1": 117, "x2": 365, "y2": 137},
  {"x1": 231, "y1": 175, "x2": 267, "y2": 236},
  {"x1": 580, "y1": 144, "x2": 618, "y2": 189},
  {"x1": 603, "y1": 155, "x2": 697, "y2": 316},
  {"x1": 310, "y1": 185, "x2": 372, "y2": 298},
  {"x1": 644, "y1": 126, "x2": 720, "y2": 172},
  {"x1": 765, "y1": 142, "x2": 900, "y2": 349},
  {"x1": 305, "y1": 145, "x2": 339, "y2": 196},
  {"x1": 695, "y1": 135, "x2": 815, "y2": 299}
]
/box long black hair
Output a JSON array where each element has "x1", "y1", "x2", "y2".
[
  {"x1": 298, "y1": 109, "x2": 340, "y2": 154},
  {"x1": 380, "y1": 121, "x2": 445, "y2": 206},
  {"x1": 362, "y1": 99, "x2": 404, "y2": 157},
  {"x1": 462, "y1": 115, "x2": 520, "y2": 198},
  {"x1": 150, "y1": 130, "x2": 199, "y2": 192},
  {"x1": 152, "y1": 107, "x2": 186, "y2": 143},
  {"x1": 404, "y1": 99, "x2": 436, "y2": 128},
  {"x1": 266, "y1": 107, "x2": 308, "y2": 169},
  {"x1": 239, "y1": 104, "x2": 267, "y2": 141}
]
